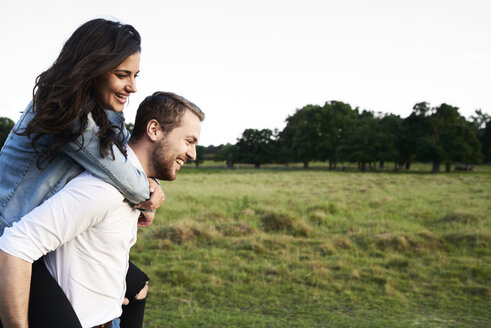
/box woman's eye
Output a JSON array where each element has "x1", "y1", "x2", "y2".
[{"x1": 116, "y1": 74, "x2": 127, "y2": 79}]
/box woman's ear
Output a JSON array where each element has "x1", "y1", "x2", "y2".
[{"x1": 146, "y1": 119, "x2": 162, "y2": 141}]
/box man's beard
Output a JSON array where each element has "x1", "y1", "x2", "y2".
[{"x1": 151, "y1": 138, "x2": 177, "y2": 181}]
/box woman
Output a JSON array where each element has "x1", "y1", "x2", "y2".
[{"x1": 0, "y1": 18, "x2": 161, "y2": 328}]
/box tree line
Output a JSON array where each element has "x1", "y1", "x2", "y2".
[
  {"x1": 2, "y1": 101, "x2": 489, "y2": 173},
  {"x1": 201, "y1": 101, "x2": 490, "y2": 173}
]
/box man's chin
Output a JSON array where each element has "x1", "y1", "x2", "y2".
[
  {"x1": 167, "y1": 169, "x2": 178, "y2": 181},
  {"x1": 156, "y1": 169, "x2": 177, "y2": 181}
]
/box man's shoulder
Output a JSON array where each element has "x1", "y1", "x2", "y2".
[{"x1": 65, "y1": 172, "x2": 125, "y2": 204}]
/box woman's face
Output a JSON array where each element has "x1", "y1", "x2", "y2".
[{"x1": 95, "y1": 52, "x2": 140, "y2": 112}]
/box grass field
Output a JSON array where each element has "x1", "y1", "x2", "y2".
[{"x1": 131, "y1": 164, "x2": 490, "y2": 327}]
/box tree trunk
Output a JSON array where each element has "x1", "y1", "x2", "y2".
[
  {"x1": 360, "y1": 161, "x2": 366, "y2": 171},
  {"x1": 394, "y1": 162, "x2": 398, "y2": 171},
  {"x1": 227, "y1": 154, "x2": 234, "y2": 169},
  {"x1": 303, "y1": 161, "x2": 309, "y2": 169},
  {"x1": 445, "y1": 162, "x2": 451, "y2": 172},
  {"x1": 431, "y1": 160, "x2": 440, "y2": 173},
  {"x1": 379, "y1": 161, "x2": 384, "y2": 170}
]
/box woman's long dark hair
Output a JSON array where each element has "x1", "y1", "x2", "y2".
[{"x1": 18, "y1": 18, "x2": 141, "y2": 166}]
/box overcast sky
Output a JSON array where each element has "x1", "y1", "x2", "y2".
[{"x1": 1, "y1": 0, "x2": 490, "y2": 146}]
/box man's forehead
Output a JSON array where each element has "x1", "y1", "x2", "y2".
[{"x1": 173, "y1": 110, "x2": 201, "y2": 138}]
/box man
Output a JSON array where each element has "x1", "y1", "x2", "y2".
[{"x1": 0, "y1": 92, "x2": 205, "y2": 328}]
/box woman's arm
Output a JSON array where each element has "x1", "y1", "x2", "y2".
[{"x1": 63, "y1": 111, "x2": 150, "y2": 205}]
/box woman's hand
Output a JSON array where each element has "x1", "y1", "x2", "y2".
[{"x1": 134, "y1": 178, "x2": 164, "y2": 227}]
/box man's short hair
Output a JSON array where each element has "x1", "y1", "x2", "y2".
[{"x1": 131, "y1": 91, "x2": 205, "y2": 140}]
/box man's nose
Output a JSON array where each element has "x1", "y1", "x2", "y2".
[{"x1": 187, "y1": 145, "x2": 196, "y2": 161}]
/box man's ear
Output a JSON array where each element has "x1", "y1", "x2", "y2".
[{"x1": 146, "y1": 119, "x2": 162, "y2": 142}]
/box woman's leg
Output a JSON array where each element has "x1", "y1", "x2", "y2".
[
  {"x1": 28, "y1": 258, "x2": 83, "y2": 328},
  {"x1": 119, "y1": 261, "x2": 149, "y2": 328}
]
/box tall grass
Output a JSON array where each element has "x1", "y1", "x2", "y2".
[{"x1": 131, "y1": 166, "x2": 490, "y2": 327}]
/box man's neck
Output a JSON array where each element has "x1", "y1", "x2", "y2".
[{"x1": 128, "y1": 141, "x2": 154, "y2": 178}]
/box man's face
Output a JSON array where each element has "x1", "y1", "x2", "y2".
[{"x1": 152, "y1": 109, "x2": 201, "y2": 181}]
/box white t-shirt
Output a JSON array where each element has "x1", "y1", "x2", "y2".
[{"x1": 0, "y1": 148, "x2": 141, "y2": 328}]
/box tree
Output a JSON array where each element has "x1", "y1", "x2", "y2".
[
  {"x1": 399, "y1": 102, "x2": 431, "y2": 170},
  {"x1": 203, "y1": 144, "x2": 224, "y2": 162},
  {"x1": 0, "y1": 117, "x2": 15, "y2": 149},
  {"x1": 280, "y1": 105, "x2": 323, "y2": 168},
  {"x1": 481, "y1": 121, "x2": 491, "y2": 163},
  {"x1": 471, "y1": 109, "x2": 491, "y2": 163},
  {"x1": 337, "y1": 110, "x2": 378, "y2": 171},
  {"x1": 279, "y1": 101, "x2": 358, "y2": 169},
  {"x1": 216, "y1": 143, "x2": 238, "y2": 169},
  {"x1": 275, "y1": 131, "x2": 292, "y2": 167},
  {"x1": 376, "y1": 114, "x2": 403, "y2": 170},
  {"x1": 236, "y1": 129, "x2": 275, "y2": 168},
  {"x1": 320, "y1": 101, "x2": 357, "y2": 169},
  {"x1": 441, "y1": 117, "x2": 481, "y2": 171},
  {"x1": 194, "y1": 145, "x2": 205, "y2": 167},
  {"x1": 431, "y1": 104, "x2": 482, "y2": 172},
  {"x1": 409, "y1": 103, "x2": 481, "y2": 173}
]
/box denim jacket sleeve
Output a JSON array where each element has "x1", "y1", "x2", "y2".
[{"x1": 62, "y1": 111, "x2": 150, "y2": 205}]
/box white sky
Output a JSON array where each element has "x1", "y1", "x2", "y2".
[{"x1": 0, "y1": 0, "x2": 490, "y2": 146}]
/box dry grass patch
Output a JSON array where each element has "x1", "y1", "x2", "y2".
[
  {"x1": 440, "y1": 211, "x2": 485, "y2": 224},
  {"x1": 151, "y1": 220, "x2": 220, "y2": 244}
]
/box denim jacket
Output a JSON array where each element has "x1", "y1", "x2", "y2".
[{"x1": 0, "y1": 102, "x2": 150, "y2": 235}]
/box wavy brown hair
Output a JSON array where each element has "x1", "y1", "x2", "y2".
[{"x1": 17, "y1": 18, "x2": 141, "y2": 166}]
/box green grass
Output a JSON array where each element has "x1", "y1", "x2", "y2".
[{"x1": 131, "y1": 165, "x2": 491, "y2": 327}]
